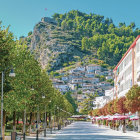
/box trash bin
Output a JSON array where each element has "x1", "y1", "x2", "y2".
[{"x1": 11, "y1": 132, "x2": 17, "y2": 140}]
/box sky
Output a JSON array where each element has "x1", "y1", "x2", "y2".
[{"x1": 0, "y1": 0, "x2": 140, "y2": 39}]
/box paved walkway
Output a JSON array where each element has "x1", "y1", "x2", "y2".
[{"x1": 27, "y1": 121, "x2": 140, "y2": 140}]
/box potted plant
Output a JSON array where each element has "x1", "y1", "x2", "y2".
[
  {"x1": 115, "y1": 122, "x2": 120, "y2": 131},
  {"x1": 109, "y1": 122, "x2": 112, "y2": 129},
  {"x1": 127, "y1": 121, "x2": 134, "y2": 131}
]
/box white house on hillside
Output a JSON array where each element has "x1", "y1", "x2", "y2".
[
  {"x1": 71, "y1": 78, "x2": 83, "y2": 84},
  {"x1": 85, "y1": 73, "x2": 95, "y2": 78},
  {"x1": 54, "y1": 84, "x2": 69, "y2": 92},
  {"x1": 75, "y1": 66, "x2": 85, "y2": 71},
  {"x1": 86, "y1": 64, "x2": 101, "y2": 73},
  {"x1": 68, "y1": 83, "x2": 77, "y2": 90},
  {"x1": 106, "y1": 75, "x2": 113, "y2": 80},
  {"x1": 61, "y1": 76, "x2": 69, "y2": 81}
]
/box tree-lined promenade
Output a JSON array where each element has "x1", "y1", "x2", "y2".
[
  {"x1": 89, "y1": 85, "x2": 140, "y2": 133},
  {"x1": 0, "y1": 24, "x2": 74, "y2": 139},
  {"x1": 27, "y1": 121, "x2": 140, "y2": 140}
]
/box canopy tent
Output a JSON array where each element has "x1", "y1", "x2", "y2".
[
  {"x1": 130, "y1": 115, "x2": 139, "y2": 120},
  {"x1": 93, "y1": 114, "x2": 131, "y2": 121},
  {"x1": 102, "y1": 115, "x2": 111, "y2": 120}
]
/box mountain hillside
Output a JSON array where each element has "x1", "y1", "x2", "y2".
[
  {"x1": 25, "y1": 10, "x2": 140, "y2": 71},
  {"x1": 27, "y1": 17, "x2": 85, "y2": 71}
]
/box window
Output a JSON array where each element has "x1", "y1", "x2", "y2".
[
  {"x1": 124, "y1": 65, "x2": 132, "y2": 79},
  {"x1": 137, "y1": 57, "x2": 140, "y2": 68},
  {"x1": 136, "y1": 42, "x2": 140, "y2": 53},
  {"x1": 119, "y1": 84, "x2": 123, "y2": 92},
  {"x1": 124, "y1": 52, "x2": 132, "y2": 67},
  {"x1": 123, "y1": 79, "x2": 132, "y2": 90},
  {"x1": 119, "y1": 62, "x2": 123, "y2": 73}
]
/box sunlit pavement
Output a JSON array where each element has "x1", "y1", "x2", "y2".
[{"x1": 27, "y1": 121, "x2": 140, "y2": 140}]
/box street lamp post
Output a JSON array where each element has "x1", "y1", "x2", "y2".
[
  {"x1": 54, "y1": 107, "x2": 56, "y2": 130},
  {"x1": 44, "y1": 105, "x2": 47, "y2": 137},
  {"x1": 50, "y1": 110, "x2": 52, "y2": 134},
  {"x1": 36, "y1": 105, "x2": 39, "y2": 140},
  {"x1": 23, "y1": 86, "x2": 34, "y2": 138},
  {"x1": 57, "y1": 107, "x2": 61, "y2": 130},
  {"x1": 1, "y1": 69, "x2": 15, "y2": 140},
  {"x1": 42, "y1": 95, "x2": 47, "y2": 137},
  {"x1": 48, "y1": 100, "x2": 52, "y2": 134},
  {"x1": 36, "y1": 93, "x2": 46, "y2": 140},
  {"x1": 23, "y1": 105, "x2": 26, "y2": 140}
]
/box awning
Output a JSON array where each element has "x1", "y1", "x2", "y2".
[{"x1": 130, "y1": 115, "x2": 139, "y2": 120}]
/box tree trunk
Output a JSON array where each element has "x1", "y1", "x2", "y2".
[
  {"x1": 23, "y1": 109, "x2": 26, "y2": 134},
  {"x1": 22, "y1": 112, "x2": 24, "y2": 133},
  {"x1": 46, "y1": 112, "x2": 48, "y2": 127},
  {"x1": 49, "y1": 112, "x2": 51, "y2": 127},
  {"x1": 122, "y1": 113, "x2": 126, "y2": 133},
  {"x1": 49, "y1": 112, "x2": 51, "y2": 130},
  {"x1": 37, "y1": 107, "x2": 40, "y2": 130},
  {"x1": 13, "y1": 111, "x2": 16, "y2": 132},
  {"x1": 26, "y1": 114, "x2": 28, "y2": 124},
  {"x1": 122, "y1": 120, "x2": 126, "y2": 133},
  {"x1": 29, "y1": 112, "x2": 32, "y2": 134},
  {"x1": 17, "y1": 117, "x2": 19, "y2": 125},
  {"x1": 138, "y1": 111, "x2": 140, "y2": 132},
  {"x1": 2, "y1": 110, "x2": 6, "y2": 140},
  {"x1": 6, "y1": 116, "x2": 8, "y2": 127},
  {"x1": 44, "y1": 107, "x2": 47, "y2": 130},
  {"x1": 32, "y1": 113, "x2": 36, "y2": 131}
]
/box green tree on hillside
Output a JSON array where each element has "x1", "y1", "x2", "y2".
[
  {"x1": 80, "y1": 93, "x2": 97, "y2": 114},
  {"x1": 65, "y1": 92, "x2": 77, "y2": 113},
  {"x1": 52, "y1": 10, "x2": 140, "y2": 67}
]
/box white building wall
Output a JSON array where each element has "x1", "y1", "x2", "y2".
[
  {"x1": 115, "y1": 49, "x2": 133, "y2": 98},
  {"x1": 136, "y1": 38, "x2": 140, "y2": 86}
]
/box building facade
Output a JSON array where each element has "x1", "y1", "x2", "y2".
[{"x1": 113, "y1": 35, "x2": 140, "y2": 98}]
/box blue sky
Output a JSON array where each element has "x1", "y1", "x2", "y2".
[{"x1": 0, "y1": 0, "x2": 140, "y2": 38}]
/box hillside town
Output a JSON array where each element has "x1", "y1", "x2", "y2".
[{"x1": 51, "y1": 64, "x2": 113, "y2": 112}]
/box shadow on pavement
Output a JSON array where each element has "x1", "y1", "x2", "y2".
[
  {"x1": 27, "y1": 135, "x2": 137, "y2": 140},
  {"x1": 26, "y1": 122, "x2": 139, "y2": 140}
]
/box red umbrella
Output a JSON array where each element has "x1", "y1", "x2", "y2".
[
  {"x1": 108, "y1": 114, "x2": 121, "y2": 121},
  {"x1": 96, "y1": 116, "x2": 103, "y2": 120},
  {"x1": 103, "y1": 115, "x2": 111, "y2": 120},
  {"x1": 118, "y1": 115, "x2": 130, "y2": 120},
  {"x1": 92, "y1": 117, "x2": 96, "y2": 120},
  {"x1": 107, "y1": 114, "x2": 129, "y2": 121},
  {"x1": 130, "y1": 116, "x2": 139, "y2": 120},
  {"x1": 16, "y1": 121, "x2": 23, "y2": 124}
]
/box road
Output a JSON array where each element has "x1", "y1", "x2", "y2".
[{"x1": 27, "y1": 121, "x2": 140, "y2": 140}]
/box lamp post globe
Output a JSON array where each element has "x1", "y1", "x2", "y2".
[{"x1": 9, "y1": 69, "x2": 15, "y2": 77}]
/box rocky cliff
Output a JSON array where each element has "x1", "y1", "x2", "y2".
[{"x1": 28, "y1": 17, "x2": 84, "y2": 71}]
